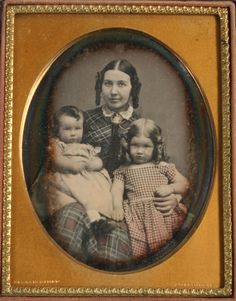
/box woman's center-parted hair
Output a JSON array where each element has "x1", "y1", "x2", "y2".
[
  {"x1": 95, "y1": 59, "x2": 142, "y2": 108},
  {"x1": 51, "y1": 105, "x2": 83, "y2": 137},
  {"x1": 126, "y1": 118, "x2": 169, "y2": 163}
]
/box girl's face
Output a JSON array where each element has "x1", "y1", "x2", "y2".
[
  {"x1": 102, "y1": 69, "x2": 132, "y2": 112},
  {"x1": 58, "y1": 114, "x2": 83, "y2": 143},
  {"x1": 129, "y1": 135, "x2": 154, "y2": 164}
]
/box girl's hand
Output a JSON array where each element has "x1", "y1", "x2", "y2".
[
  {"x1": 111, "y1": 208, "x2": 124, "y2": 221},
  {"x1": 153, "y1": 194, "x2": 180, "y2": 216},
  {"x1": 154, "y1": 185, "x2": 174, "y2": 197}
]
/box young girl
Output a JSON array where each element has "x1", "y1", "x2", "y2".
[
  {"x1": 111, "y1": 118, "x2": 189, "y2": 260},
  {"x1": 45, "y1": 105, "x2": 114, "y2": 233}
]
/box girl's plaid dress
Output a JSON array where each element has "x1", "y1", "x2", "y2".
[{"x1": 114, "y1": 162, "x2": 187, "y2": 260}]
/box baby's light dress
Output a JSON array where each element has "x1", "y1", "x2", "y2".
[{"x1": 46, "y1": 139, "x2": 113, "y2": 219}]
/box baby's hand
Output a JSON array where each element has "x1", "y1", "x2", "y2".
[
  {"x1": 154, "y1": 185, "x2": 174, "y2": 197},
  {"x1": 94, "y1": 146, "x2": 101, "y2": 154},
  {"x1": 85, "y1": 144, "x2": 95, "y2": 154},
  {"x1": 111, "y1": 208, "x2": 124, "y2": 221},
  {"x1": 84, "y1": 144, "x2": 99, "y2": 157}
]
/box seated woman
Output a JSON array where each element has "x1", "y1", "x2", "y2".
[{"x1": 32, "y1": 59, "x2": 183, "y2": 271}]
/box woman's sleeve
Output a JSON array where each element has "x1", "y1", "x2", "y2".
[
  {"x1": 47, "y1": 138, "x2": 63, "y2": 161},
  {"x1": 113, "y1": 166, "x2": 125, "y2": 182},
  {"x1": 159, "y1": 162, "x2": 177, "y2": 183}
]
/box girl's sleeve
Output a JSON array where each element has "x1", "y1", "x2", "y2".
[
  {"x1": 113, "y1": 166, "x2": 125, "y2": 182},
  {"x1": 159, "y1": 162, "x2": 177, "y2": 183}
]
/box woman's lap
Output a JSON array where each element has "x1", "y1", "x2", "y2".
[{"x1": 49, "y1": 202, "x2": 131, "y2": 268}]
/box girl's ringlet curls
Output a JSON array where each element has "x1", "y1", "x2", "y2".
[
  {"x1": 125, "y1": 118, "x2": 169, "y2": 163},
  {"x1": 95, "y1": 59, "x2": 141, "y2": 108}
]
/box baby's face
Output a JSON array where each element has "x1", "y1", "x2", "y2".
[{"x1": 58, "y1": 114, "x2": 83, "y2": 143}]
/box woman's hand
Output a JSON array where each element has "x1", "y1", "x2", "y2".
[
  {"x1": 111, "y1": 208, "x2": 124, "y2": 221},
  {"x1": 153, "y1": 194, "x2": 180, "y2": 216},
  {"x1": 155, "y1": 184, "x2": 174, "y2": 197}
]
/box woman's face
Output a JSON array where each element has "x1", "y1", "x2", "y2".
[{"x1": 102, "y1": 69, "x2": 132, "y2": 112}]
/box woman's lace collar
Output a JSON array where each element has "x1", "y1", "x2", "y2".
[{"x1": 102, "y1": 105, "x2": 134, "y2": 121}]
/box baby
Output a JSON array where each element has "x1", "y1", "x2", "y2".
[{"x1": 46, "y1": 105, "x2": 115, "y2": 234}]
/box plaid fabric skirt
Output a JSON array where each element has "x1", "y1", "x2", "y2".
[{"x1": 49, "y1": 202, "x2": 131, "y2": 270}]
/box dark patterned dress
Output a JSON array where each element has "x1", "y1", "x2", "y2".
[
  {"x1": 48, "y1": 106, "x2": 139, "y2": 270},
  {"x1": 83, "y1": 106, "x2": 139, "y2": 174}
]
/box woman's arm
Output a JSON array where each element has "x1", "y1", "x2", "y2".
[
  {"x1": 111, "y1": 178, "x2": 125, "y2": 221},
  {"x1": 155, "y1": 170, "x2": 189, "y2": 197},
  {"x1": 85, "y1": 155, "x2": 103, "y2": 171},
  {"x1": 154, "y1": 194, "x2": 180, "y2": 216},
  {"x1": 170, "y1": 170, "x2": 189, "y2": 194}
]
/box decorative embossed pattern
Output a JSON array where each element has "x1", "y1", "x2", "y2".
[{"x1": 2, "y1": 4, "x2": 232, "y2": 297}]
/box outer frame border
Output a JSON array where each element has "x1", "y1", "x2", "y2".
[{"x1": 0, "y1": 0, "x2": 235, "y2": 299}]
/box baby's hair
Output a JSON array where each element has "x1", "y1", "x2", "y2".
[
  {"x1": 51, "y1": 105, "x2": 83, "y2": 137},
  {"x1": 126, "y1": 118, "x2": 169, "y2": 163},
  {"x1": 95, "y1": 59, "x2": 141, "y2": 109}
]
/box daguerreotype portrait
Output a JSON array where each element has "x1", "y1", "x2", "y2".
[
  {"x1": 0, "y1": 0, "x2": 235, "y2": 299},
  {"x1": 23, "y1": 28, "x2": 214, "y2": 271}
]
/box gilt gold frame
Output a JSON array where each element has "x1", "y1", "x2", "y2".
[{"x1": 0, "y1": 0, "x2": 235, "y2": 298}]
